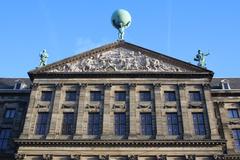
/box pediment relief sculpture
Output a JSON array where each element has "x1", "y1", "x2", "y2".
[{"x1": 47, "y1": 48, "x2": 190, "y2": 73}]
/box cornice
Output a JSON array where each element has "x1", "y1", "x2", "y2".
[{"x1": 15, "y1": 139, "x2": 226, "y2": 147}]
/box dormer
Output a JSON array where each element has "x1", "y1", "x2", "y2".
[
  {"x1": 220, "y1": 79, "x2": 231, "y2": 90},
  {"x1": 14, "y1": 80, "x2": 27, "y2": 90}
]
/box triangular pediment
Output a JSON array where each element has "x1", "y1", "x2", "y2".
[{"x1": 29, "y1": 41, "x2": 212, "y2": 75}]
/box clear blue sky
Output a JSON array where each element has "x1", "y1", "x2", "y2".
[{"x1": 0, "y1": 0, "x2": 239, "y2": 78}]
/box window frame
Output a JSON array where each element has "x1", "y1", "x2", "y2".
[
  {"x1": 192, "y1": 113, "x2": 206, "y2": 135},
  {"x1": 65, "y1": 91, "x2": 77, "y2": 101},
  {"x1": 88, "y1": 112, "x2": 100, "y2": 135},
  {"x1": 41, "y1": 91, "x2": 53, "y2": 101},
  {"x1": 0, "y1": 128, "x2": 11, "y2": 150},
  {"x1": 139, "y1": 91, "x2": 151, "y2": 102},
  {"x1": 90, "y1": 91, "x2": 102, "y2": 101},
  {"x1": 164, "y1": 91, "x2": 177, "y2": 102},
  {"x1": 189, "y1": 91, "x2": 202, "y2": 102},
  {"x1": 62, "y1": 112, "x2": 75, "y2": 135},
  {"x1": 114, "y1": 112, "x2": 127, "y2": 136},
  {"x1": 35, "y1": 112, "x2": 49, "y2": 135},
  {"x1": 167, "y1": 113, "x2": 180, "y2": 135},
  {"x1": 140, "y1": 113, "x2": 153, "y2": 135}
]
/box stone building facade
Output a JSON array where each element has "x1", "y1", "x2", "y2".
[{"x1": 0, "y1": 41, "x2": 239, "y2": 159}]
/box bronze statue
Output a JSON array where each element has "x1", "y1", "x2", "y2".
[
  {"x1": 39, "y1": 49, "x2": 49, "y2": 67},
  {"x1": 194, "y1": 50, "x2": 209, "y2": 68}
]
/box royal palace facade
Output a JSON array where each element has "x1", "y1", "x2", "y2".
[{"x1": 0, "y1": 41, "x2": 240, "y2": 160}]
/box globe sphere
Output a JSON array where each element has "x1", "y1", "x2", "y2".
[{"x1": 111, "y1": 9, "x2": 131, "y2": 29}]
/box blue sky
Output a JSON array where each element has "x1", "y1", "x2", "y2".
[{"x1": 0, "y1": 0, "x2": 239, "y2": 78}]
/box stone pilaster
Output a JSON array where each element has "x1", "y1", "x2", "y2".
[
  {"x1": 128, "y1": 83, "x2": 137, "y2": 139},
  {"x1": 20, "y1": 83, "x2": 39, "y2": 138},
  {"x1": 47, "y1": 83, "x2": 63, "y2": 139},
  {"x1": 101, "y1": 83, "x2": 112, "y2": 139},
  {"x1": 178, "y1": 83, "x2": 192, "y2": 139},
  {"x1": 202, "y1": 83, "x2": 220, "y2": 139},
  {"x1": 74, "y1": 83, "x2": 87, "y2": 139},
  {"x1": 154, "y1": 83, "x2": 164, "y2": 139}
]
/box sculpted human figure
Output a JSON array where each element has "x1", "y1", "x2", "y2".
[
  {"x1": 39, "y1": 49, "x2": 48, "y2": 67},
  {"x1": 194, "y1": 50, "x2": 210, "y2": 68}
]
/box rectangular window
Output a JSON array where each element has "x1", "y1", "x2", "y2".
[
  {"x1": 193, "y1": 113, "x2": 206, "y2": 135},
  {"x1": 41, "y1": 91, "x2": 52, "y2": 101},
  {"x1": 228, "y1": 109, "x2": 240, "y2": 118},
  {"x1": 62, "y1": 112, "x2": 75, "y2": 135},
  {"x1": 164, "y1": 91, "x2": 176, "y2": 101},
  {"x1": 88, "y1": 112, "x2": 100, "y2": 135},
  {"x1": 0, "y1": 129, "x2": 11, "y2": 150},
  {"x1": 189, "y1": 91, "x2": 201, "y2": 101},
  {"x1": 115, "y1": 91, "x2": 126, "y2": 101},
  {"x1": 114, "y1": 113, "x2": 127, "y2": 135},
  {"x1": 167, "y1": 113, "x2": 180, "y2": 135},
  {"x1": 4, "y1": 108, "x2": 16, "y2": 119},
  {"x1": 140, "y1": 113, "x2": 153, "y2": 135},
  {"x1": 232, "y1": 129, "x2": 240, "y2": 151},
  {"x1": 35, "y1": 112, "x2": 49, "y2": 135},
  {"x1": 65, "y1": 91, "x2": 77, "y2": 101},
  {"x1": 139, "y1": 91, "x2": 151, "y2": 101},
  {"x1": 90, "y1": 91, "x2": 101, "y2": 101}
]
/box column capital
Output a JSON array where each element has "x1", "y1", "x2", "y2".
[
  {"x1": 128, "y1": 155, "x2": 138, "y2": 160},
  {"x1": 178, "y1": 83, "x2": 186, "y2": 89},
  {"x1": 15, "y1": 153, "x2": 25, "y2": 160},
  {"x1": 128, "y1": 83, "x2": 136, "y2": 89},
  {"x1": 214, "y1": 101, "x2": 224, "y2": 108},
  {"x1": 43, "y1": 154, "x2": 53, "y2": 160},
  {"x1": 213, "y1": 154, "x2": 225, "y2": 160},
  {"x1": 185, "y1": 155, "x2": 195, "y2": 160},
  {"x1": 104, "y1": 83, "x2": 112, "y2": 89},
  {"x1": 71, "y1": 155, "x2": 81, "y2": 160},
  {"x1": 79, "y1": 83, "x2": 88, "y2": 88},
  {"x1": 31, "y1": 83, "x2": 39, "y2": 90},
  {"x1": 55, "y1": 83, "x2": 63, "y2": 90},
  {"x1": 153, "y1": 83, "x2": 161, "y2": 88},
  {"x1": 156, "y1": 155, "x2": 167, "y2": 160},
  {"x1": 99, "y1": 155, "x2": 109, "y2": 160},
  {"x1": 202, "y1": 83, "x2": 211, "y2": 89}
]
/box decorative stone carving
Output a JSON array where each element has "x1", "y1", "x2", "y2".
[
  {"x1": 99, "y1": 155, "x2": 109, "y2": 160},
  {"x1": 215, "y1": 101, "x2": 224, "y2": 108},
  {"x1": 188, "y1": 102, "x2": 203, "y2": 109},
  {"x1": 163, "y1": 104, "x2": 177, "y2": 109},
  {"x1": 71, "y1": 155, "x2": 81, "y2": 160},
  {"x1": 48, "y1": 48, "x2": 190, "y2": 73},
  {"x1": 36, "y1": 104, "x2": 50, "y2": 109},
  {"x1": 79, "y1": 83, "x2": 88, "y2": 88},
  {"x1": 31, "y1": 83, "x2": 39, "y2": 90},
  {"x1": 202, "y1": 83, "x2": 211, "y2": 89},
  {"x1": 86, "y1": 104, "x2": 101, "y2": 112},
  {"x1": 112, "y1": 104, "x2": 126, "y2": 110},
  {"x1": 15, "y1": 153, "x2": 25, "y2": 160},
  {"x1": 185, "y1": 155, "x2": 195, "y2": 160},
  {"x1": 128, "y1": 83, "x2": 136, "y2": 89},
  {"x1": 153, "y1": 83, "x2": 161, "y2": 88},
  {"x1": 156, "y1": 155, "x2": 167, "y2": 160},
  {"x1": 128, "y1": 155, "x2": 138, "y2": 160},
  {"x1": 137, "y1": 104, "x2": 152, "y2": 111},
  {"x1": 42, "y1": 154, "x2": 52, "y2": 160},
  {"x1": 178, "y1": 83, "x2": 186, "y2": 89},
  {"x1": 61, "y1": 104, "x2": 76, "y2": 109},
  {"x1": 55, "y1": 83, "x2": 63, "y2": 89},
  {"x1": 104, "y1": 83, "x2": 112, "y2": 89},
  {"x1": 213, "y1": 154, "x2": 225, "y2": 160}
]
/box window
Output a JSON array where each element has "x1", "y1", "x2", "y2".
[
  {"x1": 4, "y1": 108, "x2": 16, "y2": 119},
  {"x1": 193, "y1": 113, "x2": 206, "y2": 135},
  {"x1": 165, "y1": 91, "x2": 176, "y2": 101},
  {"x1": 62, "y1": 112, "x2": 75, "y2": 135},
  {"x1": 65, "y1": 91, "x2": 77, "y2": 101},
  {"x1": 167, "y1": 113, "x2": 180, "y2": 135},
  {"x1": 115, "y1": 91, "x2": 126, "y2": 101},
  {"x1": 140, "y1": 113, "x2": 153, "y2": 135},
  {"x1": 228, "y1": 109, "x2": 240, "y2": 118},
  {"x1": 90, "y1": 91, "x2": 101, "y2": 101},
  {"x1": 41, "y1": 91, "x2": 52, "y2": 101},
  {"x1": 114, "y1": 113, "x2": 127, "y2": 135},
  {"x1": 139, "y1": 91, "x2": 151, "y2": 101},
  {"x1": 232, "y1": 129, "x2": 240, "y2": 151},
  {"x1": 221, "y1": 79, "x2": 231, "y2": 90},
  {"x1": 35, "y1": 112, "x2": 49, "y2": 135},
  {"x1": 88, "y1": 112, "x2": 100, "y2": 135},
  {"x1": 0, "y1": 129, "x2": 11, "y2": 150},
  {"x1": 189, "y1": 91, "x2": 201, "y2": 101}
]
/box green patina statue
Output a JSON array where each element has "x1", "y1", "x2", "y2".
[
  {"x1": 111, "y1": 9, "x2": 131, "y2": 40},
  {"x1": 39, "y1": 49, "x2": 48, "y2": 67},
  {"x1": 194, "y1": 50, "x2": 210, "y2": 68}
]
